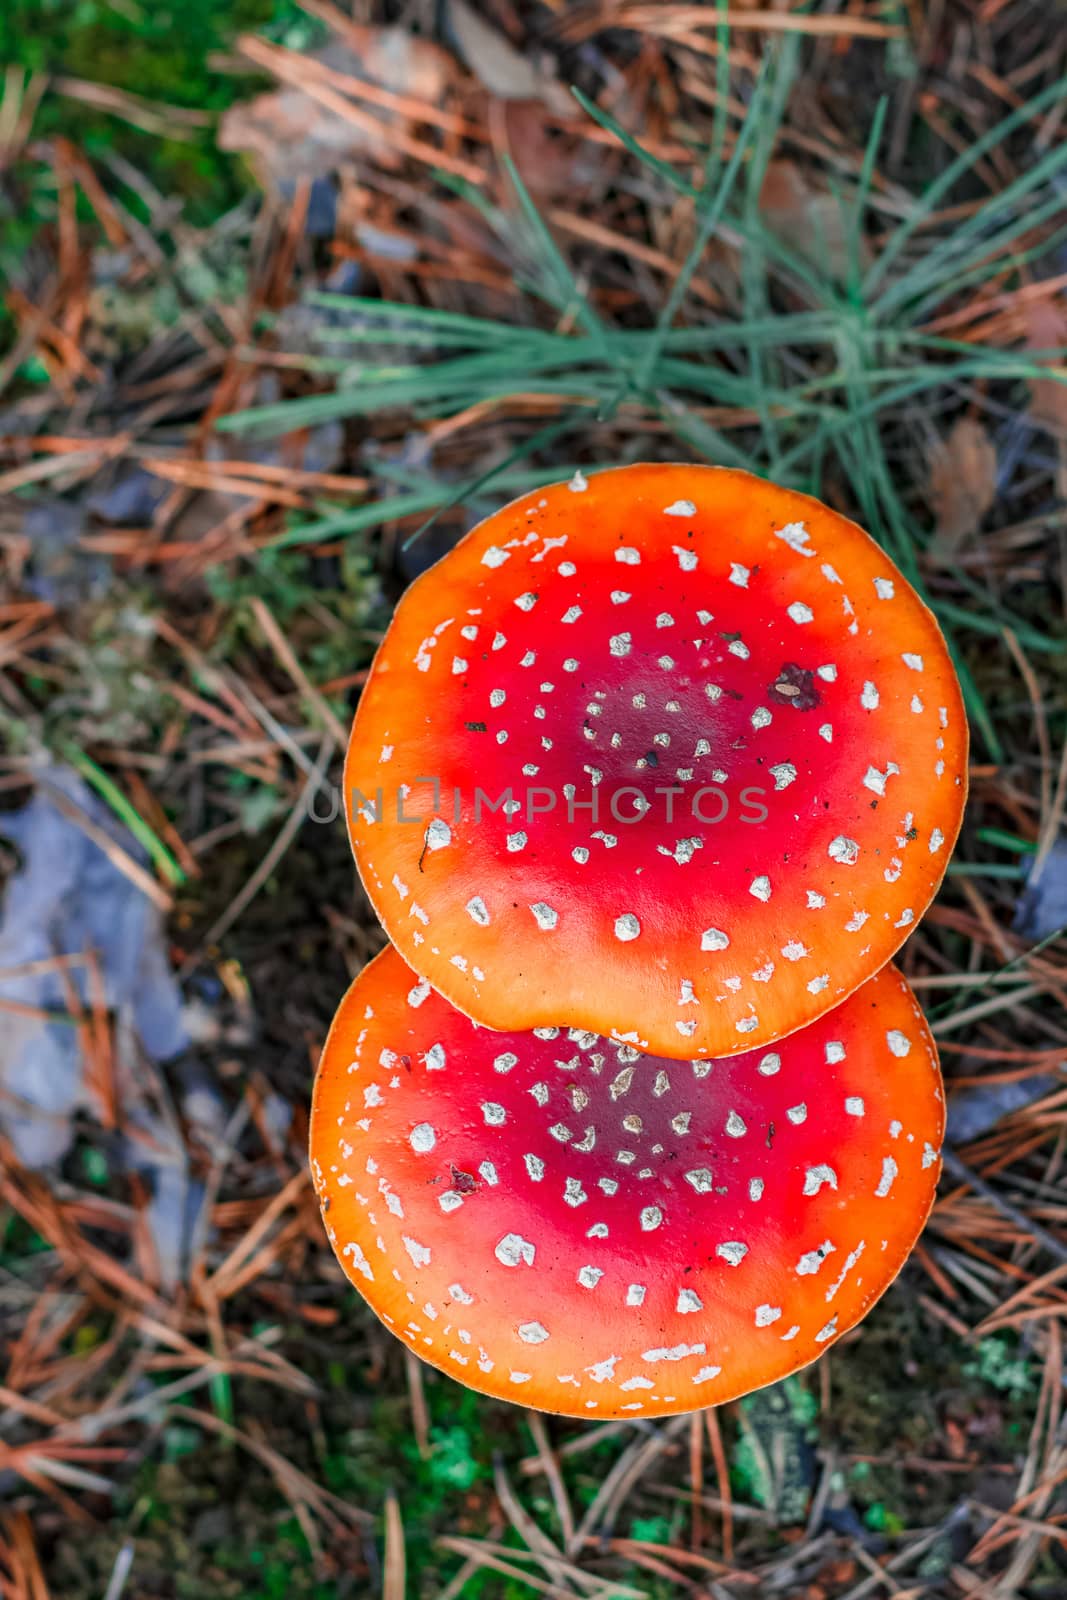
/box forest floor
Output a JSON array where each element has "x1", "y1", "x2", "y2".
[{"x1": 1, "y1": 3, "x2": 1067, "y2": 1597}]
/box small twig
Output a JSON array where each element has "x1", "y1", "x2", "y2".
[
  {"x1": 33, "y1": 774, "x2": 172, "y2": 912},
  {"x1": 383, "y1": 1492, "x2": 406, "y2": 1600},
  {"x1": 941, "y1": 1149, "x2": 1067, "y2": 1267},
  {"x1": 526, "y1": 1414, "x2": 576, "y2": 1551},
  {"x1": 704, "y1": 1406, "x2": 734, "y2": 1561},
  {"x1": 182, "y1": 734, "x2": 332, "y2": 963},
  {"x1": 249, "y1": 596, "x2": 348, "y2": 748},
  {"x1": 567, "y1": 1419, "x2": 684, "y2": 1557},
  {"x1": 102, "y1": 1541, "x2": 135, "y2": 1600},
  {"x1": 405, "y1": 1348, "x2": 431, "y2": 1462},
  {"x1": 930, "y1": 982, "x2": 1042, "y2": 1035},
  {"x1": 51, "y1": 76, "x2": 211, "y2": 136}
]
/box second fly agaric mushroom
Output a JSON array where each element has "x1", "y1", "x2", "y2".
[
  {"x1": 311, "y1": 946, "x2": 944, "y2": 1420},
  {"x1": 346, "y1": 464, "x2": 966, "y2": 1059}
]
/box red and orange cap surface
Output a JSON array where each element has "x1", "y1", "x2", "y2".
[
  {"x1": 310, "y1": 947, "x2": 944, "y2": 1420},
  {"x1": 345, "y1": 465, "x2": 967, "y2": 1058}
]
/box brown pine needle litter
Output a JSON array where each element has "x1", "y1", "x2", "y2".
[{"x1": 1, "y1": 1, "x2": 1067, "y2": 1596}]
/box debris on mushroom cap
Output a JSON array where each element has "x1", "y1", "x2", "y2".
[
  {"x1": 310, "y1": 947, "x2": 944, "y2": 1420},
  {"x1": 345, "y1": 463, "x2": 967, "y2": 1058}
]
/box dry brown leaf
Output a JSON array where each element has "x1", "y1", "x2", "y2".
[
  {"x1": 448, "y1": 0, "x2": 541, "y2": 98},
  {"x1": 296, "y1": 1, "x2": 452, "y2": 101},
  {"x1": 498, "y1": 99, "x2": 584, "y2": 198},
  {"x1": 219, "y1": 29, "x2": 450, "y2": 184},
  {"x1": 220, "y1": 84, "x2": 378, "y2": 183},
  {"x1": 447, "y1": 0, "x2": 571, "y2": 113},
  {"x1": 1024, "y1": 298, "x2": 1067, "y2": 497},
  {"x1": 759, "y1": 158, "x2": 870, "y2": 282},
  {"x1": 928, "y1": 416, "x2": 998, "y2": 563},
  {"x1": 348, "y1": 22, "x2": 450, "y2": 103}
]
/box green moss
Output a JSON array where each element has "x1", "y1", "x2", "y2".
[
  {"x1": 962, "y1": 1334, "x2": 1036, "y2": 1399},
  {"x1": 864, "y1": 1501, "x2": 906, "y2": 1536},
  {"x1": 628, "y1": 1514, "x2": 674, "y2": 1544},
  {"x1": 0, "y1": 0, "x2": 319, "y2": 223},
  {"x1": 732, "y1": 1376, "x2": 819, "y2": 1521}
]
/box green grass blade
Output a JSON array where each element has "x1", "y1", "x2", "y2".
[
  {"x1": 846, "y1": 97, "x2": 888, "y2": 306},
  {"x1": 501, "y1": 154, "x2": 610, "y2": 351},
  {"x1": 879, "y1": 181, "x2": 1067, "y2": 320},
  {"x1": 401, "y1": 409, "x2": 592, "y2": 549},
  {"x1": 59, "y1": 742, "x2": 186, "y2": 887},
  {"x1": 865, "y1": 75, "x2": 1067, "y2": 300},
  {"x1": 953, "y1": 650, "x2": 1004, "y2": 764},
  {"x1": 634, "y1": 57, "x2": 774, "y2": 398},
  {"x1": 569, "y1": 87, "x2": 698, "y2": 199},
  {"x1": 655, "y1": 392, "x2": 761, "y2": 473}
]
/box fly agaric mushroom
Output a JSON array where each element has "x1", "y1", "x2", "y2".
[
  {"x1": 346, "y1": 464, "x2": 966, "y2": 1059},
  {"x1": 310, "y1": 946, "x2": 943, "y2": 1420}
]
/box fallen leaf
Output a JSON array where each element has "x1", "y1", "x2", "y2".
[
  {"x1": 1023, "y1": 297, "x2": 1067, "y2": 496},
  {"x1": 498, "y1": 99, "x2": 584, "y2": 198},
  {"x1": 0, "y1": 766, "x2": 187, "y2": 1167},
  {"x1": 759, "y1": 159, "x2": 870, "y2": 283},
  {"x1": 927, "y1": 416, "x2": 997, "y2": 563},
  {"x1": 348, "y1": 21, "x2": 450, "y2": 103},
  {"x1": 219, "y1": 29, "x2": 450, "y2": 184},
  {"x1": 447, "y1": 0, "x2": 570, "y2": 112},
  {"x1": 1014, "y1": 834, "x2": 1067, "y2": 943},
  {"x1": 220, "y1": 84, "x2": 375, "y2": 184},
  {"x1": 447, "y1": 0, "x2": 539, "y2": 98},
  {"x1": 947, "y1": 1070, "x2": 1058, "y2": 1146}
]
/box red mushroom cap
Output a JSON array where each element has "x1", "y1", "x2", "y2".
[
  {"x1": 311, "y1": 946, "x2": 944, "y2": 1420},
  {"x1": 345, "y1": 465, "x2": 966, "y2": 1058}
]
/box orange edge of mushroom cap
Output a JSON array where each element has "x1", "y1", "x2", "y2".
[
  {"x1": 310, "y1": 946, "x2": 945, "y2": 1421},
  {"x1": 344, "y1": 464, "x2": 968, "y2": 1060}
]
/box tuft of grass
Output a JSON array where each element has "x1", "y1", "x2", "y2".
[{"x1": 217, "y1": 50, "x2": 1067, "y2": 773}]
